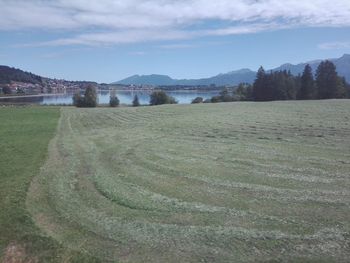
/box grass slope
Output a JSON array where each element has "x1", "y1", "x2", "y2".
[{"x1": 28, "y1": 101, "x2": 350, "y2": 262}]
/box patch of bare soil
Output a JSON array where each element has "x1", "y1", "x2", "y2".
[{"x1": 2, "y1": 243, "x2": 38, "y2": 263}]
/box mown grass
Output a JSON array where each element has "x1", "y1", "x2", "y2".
[
  {"x1": 0, "y1": 107, "x2": 61, "y2": 262},
  {"x1": 0, "y1": 107, "x2": 99, "y2": 262},
  {"x1": 27, "y1": 100, "x2": 350, "y2": 262}
]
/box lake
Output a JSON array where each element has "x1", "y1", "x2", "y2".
[{"x1": 0, "y1": 90, "x2": 219, "y2": 105}]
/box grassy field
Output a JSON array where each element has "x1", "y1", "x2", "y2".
[
  {"x1": 0, "y1": 107, "x2": 100, "y2": 263},
  {"x1": 24, "y1": 100, "x2": 350, "y2": 262},
  {"x1": 0, "y1": 107, "x2": 61, "y2": 262}
]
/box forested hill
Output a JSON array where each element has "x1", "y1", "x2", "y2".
[{"x1": 0, "y1": 65, "x2": 43, "y2": 84}]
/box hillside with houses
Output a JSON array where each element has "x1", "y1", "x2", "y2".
[{"x1": 0, "y1": 65, "x2": 97, "y2": 95}]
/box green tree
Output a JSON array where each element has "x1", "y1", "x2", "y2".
[
  {"x1": 109, "y1": 89, "x2": 120, "y2": 107},
  {"x1": 316, "y1": 61, "x2": 339, "y2": 99},
  {"x1": 84, "y1": 85, "x2": 98, "y2": 107},
  {"x1": 253, "y1": 68, "x2": 301, "y2": 101},
  {"x1": 132, "y1": 94, "x2": 140, "y2": 107},
  {"x1": 150, "y1": 90, "x2": 177, "y2": 105},
  {"x1": 73, "y1": 85, "x2": 98, "y2": 107}
]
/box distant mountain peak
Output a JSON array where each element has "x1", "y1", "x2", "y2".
[
  {"x1": 339, "y1": 54, "x2": 350, "y2": 59},
  {"x1": 227, "y1": 68, "x2": 254, "y2": 75},
  {"x1": 280, "y1": 63, "x2": 293, "y2": 67},
  {"x1": 306, "y1": 59, "x2": 322, "y2": 64}
]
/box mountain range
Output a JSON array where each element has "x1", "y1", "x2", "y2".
[{"x1": 114, "y1": 54, "x2": 350, "y2": 86}]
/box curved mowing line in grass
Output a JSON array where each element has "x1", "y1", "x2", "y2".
[{"x1": 27, "y1": 102, "x2": 350, "y2": 262}]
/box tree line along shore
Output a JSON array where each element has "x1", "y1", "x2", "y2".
[{"x1": 72, "y1": 60, "x2": 350, "y2": 108}]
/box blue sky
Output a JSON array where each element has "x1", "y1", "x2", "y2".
[{"x1": 1, "y1": 0, "x2": 350, "y2": 83}]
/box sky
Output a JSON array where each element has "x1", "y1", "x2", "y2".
[{"x1": 1, "y1": 0, "x2": 350, "y2": 83}]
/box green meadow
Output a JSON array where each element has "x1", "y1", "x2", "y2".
[
  {"x1": 1, "y1": 101, "x2": 350, "y2": 262},
  {"x1": 0, "y1": 107, "x2": 98, "y2": 262}
]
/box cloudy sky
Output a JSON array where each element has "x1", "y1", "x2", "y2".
[{"x1": 1, "y1": 0, "x2": 350, "y2": 82}]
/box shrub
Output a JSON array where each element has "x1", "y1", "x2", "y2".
[
  {"x1": 191, "y1": 97, "x2": 203, "y2": 104},
  {"x1": 219, "y1": 88, "x2": 233, "y2": 102},
  {"x1": 150, "y1": 90, "x2": 177, "y2": 105},
  {"x1": 168, "y1": 96, "x2": 178, "y2": 104},
  {"x1": 210, "y1": 96, "x2": 221, "y2": 103},
  {"x1": 132, "y1": 94, "x2": 140, "y2": 107},
  {"x1": 208, "y1": 88, "x2": 236, "y2": 103},
  {"x1": 234, "y1": 83, "x2": 253, "y2": 101}
]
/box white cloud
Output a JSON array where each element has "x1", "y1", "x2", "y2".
[
  {"x1": 30, "y1": 23, "x2": 282, "y2": 46},
  {"x1": 1, "y1": 0, "x2": 350, "y2": 46},
  {"x1": 35, "y1": 29, "x2": 192, "y2": 46},
  {"x1": 129, "y1": 51, "x2": 147, "y2": 56},
  {"x1": 318, "y1": 41, "x2": 350, "y2": 50},
  {"x1": 158, "y1": 43, "x2": 198, "y2": 50}
]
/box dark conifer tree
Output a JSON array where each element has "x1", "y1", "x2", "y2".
[
  {"x1": 335, "y1": 76, "x2": 347, "y2": 98},
  {"x1": 299, "y1": 64, "x2": 316, "y2": 100},
  {"x1": 253, "y1": 66, "x2": 266, "y2": 101},
  {"x1": 286, "y1": 71, "x2": 298, "y2": 100},
  {"x1": 316, "y1": 61, "x2": 338, "y2": 99},
  {"x1": 272, "y1": 71, "x2": 288, "y2": 100}
]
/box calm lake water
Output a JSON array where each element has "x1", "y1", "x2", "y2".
[{"x1": 0, "y1": 90, "x2": 219, "y2": 105}]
